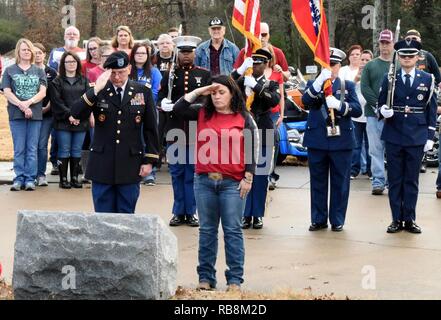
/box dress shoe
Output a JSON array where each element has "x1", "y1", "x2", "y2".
[
  {"x1": 252, "y1": 217, "x2": 263, "y2": 229},
  {"x1": 387, "y1": 221, "x2": 403, "y2": 233},
  {"x1": 404, "y1": 221, "x2": 422, "y2": 234},
  {"x1": 242, "y1": 217, "x2": 252, "y2": 229},
  {"x1": 309, "y1": 223, "x2": 328, "y2": 231},
  {"x1": 169, "y1": 215, "x2": 186, "y2": 227},
  {"x1": 436, "y1": 190, "x2": 441, "y2": 199},
  {"x1": 186, "y1": 214, "x2": 200, "y2": 227},
  {"x1": 331, "y1": 225, "x2": 344, "y2": 232},
  {"x1": 371, "y1": 188, "x2": 384, "y2": 195}
]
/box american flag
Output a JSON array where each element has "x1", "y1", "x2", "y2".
[{"x1": 232, "y1": 0, "x2": 262, "y2": 57}]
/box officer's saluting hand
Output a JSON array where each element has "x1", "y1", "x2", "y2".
[{"x1": 93, "y1": 69, "x2": 112, "y2": 95}]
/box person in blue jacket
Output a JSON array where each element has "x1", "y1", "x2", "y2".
[
  {"x1": 378, "y1": 39, "x2": 437, "y2": 234},
  {"x1": 302, "y1": 48, "x2": 362, "y2": 232}
]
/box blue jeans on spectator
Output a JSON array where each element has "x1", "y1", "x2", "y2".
[
  {"x1": 366, "y1": 117, "x2": 386, "y2": 189},
  {"x1": 351, "y1": 121, "x2": 371, "y2": 177},
  {"x1": 37, "y1": 117, "x2": 53, "y2": 178},
  {"x1": 56, "y1": 130, "x2": 86, "y2": 158},
  {"x1": 194, "y1": 174, "x2": 246, "y2": 288},
  {"x1": 9, "y1": 119, "x2": 42, "y2": 185}
]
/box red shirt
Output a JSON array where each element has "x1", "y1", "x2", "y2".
[
  {"x1": 234, "y1": 46, "x2": 289, "y2": 71},
  {"x1": 87, "y1": 65, "x2": 105, "y2": 83},
  {"x1": 195, "y1": 109, "x2": 246, "y2": 181},
  {"x1": 268, "y1": 71, "x2": 283, "y2": 113},
  {"x1": 81, "y1": 61, "x2": 99, "y2": 79}
]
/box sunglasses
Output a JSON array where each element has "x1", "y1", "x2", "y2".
[
  {"x1": 261, "y1": 33, "x2": 268, "y2": 37},
  {"x1": 89, "y1": 47, "x2": 99, "y2": 51},
  {"x1": 406, "y1": 37, "x2": 419, "y2": 41}
]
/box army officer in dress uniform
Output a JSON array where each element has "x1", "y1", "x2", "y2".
[
  {"x1": 159, "y1": 36, "x2": 212, "y2": 227},
  {"x1": 378, "y1": 40, "x2": 437, "y2": 234},
  {"x1": 71, "y1": 51, "x2": 160, "y2": 213},
  {"x1": 302, "y1": 48, "x2": 362, "y2": 232}
]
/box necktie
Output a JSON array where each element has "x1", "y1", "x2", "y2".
[
  {"x1": 116, "y1": 87, "x2": 123, "y2": 102},
  {"x1": 404, "y1": 74, "x2": 411, "y2": 89}
]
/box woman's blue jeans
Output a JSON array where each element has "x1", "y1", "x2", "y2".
[
  {"x1": 194, "y1": 174, "x2": 246, "y2": 288},
  {"x1": 56, "y1": 130, "x2": 86, "y2": 158},
  {"x1": 9, "y1": 119, "x2": 42, "y2": 185}
]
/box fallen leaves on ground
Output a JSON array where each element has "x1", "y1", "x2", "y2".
[
  {"x1": 0, "y1": 281, "x2": 348, "y2": 300},
  {"x1": 0, "y1": 279, "x2": 13, "y2": 300}
]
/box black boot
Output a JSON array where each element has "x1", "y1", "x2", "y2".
[
  {"x1": 58, "y1": 158, "x2": 71, "y2": 189},
  {"x1": 70, "y1": 157, "x2": 83, "y2": 188}
]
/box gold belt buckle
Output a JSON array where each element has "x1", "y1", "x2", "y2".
[{"x1": 208, "y1": 172, "x2": 223, "y2": 181}]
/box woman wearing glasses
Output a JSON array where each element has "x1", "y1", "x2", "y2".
[
  {"x1": 128, "y1": 42, "x2": 162, "y2": 186},
  {"x1": 49, "y1": 52, "x2": 91, "y2": 189},
  {"x1": 82, "y1": 37, "x2": 102, "y2": 79}
]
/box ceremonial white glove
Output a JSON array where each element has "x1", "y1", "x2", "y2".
[
  {"x1": 312, "y1": 68, "x2": 332, "y2": 92},
  {"x1": 244, "y1": 76, "x2": 258, "y2": 89},
  {"x1": 237, "y1": 57, "x2": 254, "y2": 75},
  {"x1": 380, "y1": 104, "x2": 394, "y2": 118},
  {"x1": 325, "y1": 95, "x2": 342, "y2": 111},
  {"x1": 424, "y1": 140, "x2": 434, "y2": 152},
  {"x1": 161, "y1": 98, "x2": 174, "y2": 112}
]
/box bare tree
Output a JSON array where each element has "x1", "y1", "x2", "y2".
[{"x1": 90, "y1": 0, "x2": 98, "y2": 36}]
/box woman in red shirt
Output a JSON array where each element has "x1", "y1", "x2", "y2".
[
  {"x1": 172, "y1": 75, "x2": 258, "y2": 292},
  {"x1": 81, "y1": 37, "x2": 102, "y2": 79}
]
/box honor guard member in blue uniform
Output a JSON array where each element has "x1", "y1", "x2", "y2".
[
  {"x1": 302, "y1": 48, "x2": 362, "y2": 232},
  {"x1": 231, "y1": 49, "x2": 281, "y2": 229},
  {"x1": 378, "y1": 40, "x2": 437, "y2": 234},
  {"x1": 71, "y1": 51, "x2": 160, "y2": 213},
  {"x1": 159, "y1": 36, "x2": 212, "y2": 227}
]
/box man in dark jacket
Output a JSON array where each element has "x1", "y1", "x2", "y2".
[{"x1": 71, "y1": 51, "x2": 160, "y2": 213}]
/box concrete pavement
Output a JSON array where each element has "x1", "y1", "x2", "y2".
[{"x1": 1, "y1": 162, "x2": 441, "y2": 299}]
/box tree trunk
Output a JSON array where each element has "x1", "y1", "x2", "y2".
[
  {"x1": 90, "y1": 0, "x2": 98, "y2": 36},
  {"x1": 386, "y1": 0, "x2": 392, "y2": 28},
  {"x1": 177, "y1": 0, "x2": 188, "y2": 34},
  {"x1": 327, "y1": 0, "x2": 336, "y2": 47}
]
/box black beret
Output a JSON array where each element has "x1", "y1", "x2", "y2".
[
  {"x1": 252, "y1": 49, "x2": 272, "y2": 64},
  {"x1": 103, "y1": 51, "x2": 129, "y2": 69}
]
